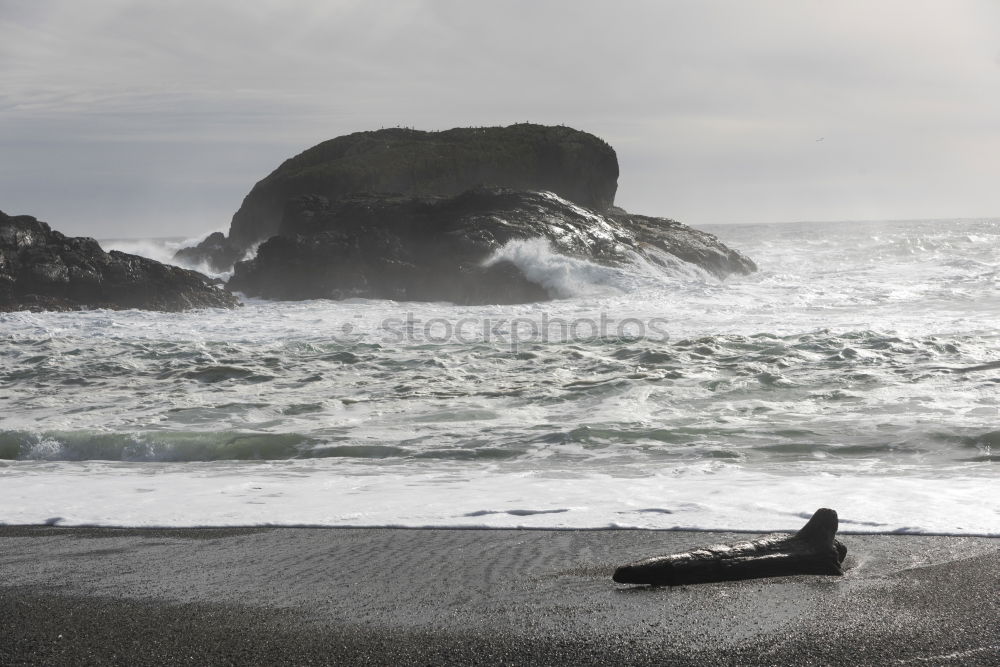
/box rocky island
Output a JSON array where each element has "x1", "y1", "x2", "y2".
[
  {"x1": 179, "y1": 124, "x2": 757, "y2": 304},
  {"x1": 178, "y1": 124, "x2": 620, "y2": 272},
  {"x1": 228, "y1": 187, "x2": 756, "y2": 303},
  {"x1": 4, "y1": 124, "x2": 757, "y2": 311},
  {"x1": 0, "y1": 211, "x2": 239, "y2": 312}
]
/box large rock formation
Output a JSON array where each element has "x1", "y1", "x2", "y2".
[
  {"x1": 227, "y1": 188, "x2": 756, "y2": 304},
  {"x1": 0, "y1": 211, "x2": 240, "y2": 312},
  {"x1": 176, "y1": 122, "x2": 757, "y2": 304},
  {"x1": 177, "y1": 124, "x2": 619, "y2": 271}
]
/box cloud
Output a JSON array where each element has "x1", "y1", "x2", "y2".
[{"x1": 2, "y1": 0, "x2": 1000, "y2": 236}]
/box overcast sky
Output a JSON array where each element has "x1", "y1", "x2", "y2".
[{"x1": 2, "y1": 0, "x2": 1000, "y2": 238}]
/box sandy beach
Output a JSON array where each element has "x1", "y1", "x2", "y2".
[{"x1": 0, "y1": 526, "x2": 997, "y2": 665}]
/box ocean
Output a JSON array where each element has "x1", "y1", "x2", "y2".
[{"x1": 1, "y1": 218, "x2": 997, "y2": 534}]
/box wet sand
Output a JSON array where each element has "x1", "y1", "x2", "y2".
[{"x1": 1, "y1": 526, "x2": 998, "y2": 665}]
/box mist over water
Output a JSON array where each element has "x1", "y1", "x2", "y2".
[
  {"x1": 1, "y1": 219, "x2": 998, "y2": 533},
  {"x1": 103, "y1": 235, "x2": 237, "y2": 281}
]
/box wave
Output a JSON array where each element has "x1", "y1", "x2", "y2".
[
  {"x1": 0, "y1": 430, "x2": 319, "y2": 462},
  {"x1": 101, "y1": 236, "x2": 194, "y2": 266},
  {"x1": 0, "y1": 430, "x2": 531, "y2": 462},
  {"x1": 484, "y1": 238, "x2": 625, "y2": 298},
  {"x1": 484, "y1": 237, "x2": 715, "y2": 299},
  {"x1": 101, "y1": 234, "x2": 252, "y2": 281}
]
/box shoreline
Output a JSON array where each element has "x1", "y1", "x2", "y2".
[
  {"x1": 4, "y1": 457, "x2": 995, "y2": 536},
  {"x1": 2, "y1": 522, "x2": 999, "y2": 538},
  {"x1": 2, "y1": 526, "x2": 998, "y2": 665}
]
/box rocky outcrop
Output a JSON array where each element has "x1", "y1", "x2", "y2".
[
  {"x1": 176, "y1": 124, "x2": 619, "y2": 269},
  {"x1": 174, "y1": 122, "x2": 758, "y2": 304},
  {"x1": 609, "y1": 212, "x2": 759, "y2": 282},
  {"x1": 0, "y1": 211, "x2": 240, "y2": 312},
  {"x1": 227, "y1": 188, "x2": 756, "y2": 304}
]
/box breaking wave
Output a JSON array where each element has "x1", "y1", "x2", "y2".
[
  {"x1": 101, "y1": 233, "x2": 253, "y2": 281},
  {"x1": 0, "y1": 430, "x2": 529, "y2": 462},
  {"x1": 484, "y1": 237, "x2": 714, "y2": 299}
]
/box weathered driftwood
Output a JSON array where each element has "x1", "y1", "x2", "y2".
[{"x1": 613, "y1": 508, "x2": 847, "y2": 586}]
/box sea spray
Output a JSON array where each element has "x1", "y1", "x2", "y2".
[
  {"x1": 102, "y1": 233, "x2": 253, "y2": 281},
  {"x1": 484, "y1": 238, "x2": 627, "y2": 298}
]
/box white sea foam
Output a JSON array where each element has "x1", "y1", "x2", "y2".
[
  {"x1": 485, "y1": 238, "x2": 627, "y2": 298},
  {"x1": 0, "y1": 460, "x2": 995, "y2": 535},
  {"x1": 2, "y1": 218, "x2": 999, "y2": 533},
  {"x1": 102, "y1": 232, "x2": 240, "y2": 280}
]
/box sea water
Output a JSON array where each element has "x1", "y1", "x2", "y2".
[{"x1": 1, "y1": 219, "x2": 997, "y2": 534}]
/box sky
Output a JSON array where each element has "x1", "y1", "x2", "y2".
[{"x1": 2, "y1": 0, "x2": 1000, "y2": 238}]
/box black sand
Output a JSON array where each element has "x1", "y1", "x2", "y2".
[{"x1": 1, "y1": 526, "x2": 998, "y2": 665}]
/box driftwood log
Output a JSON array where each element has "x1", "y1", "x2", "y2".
[{"x1": 613, "y1": 508, "x2": 847, "y2": 586}]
